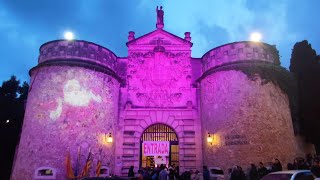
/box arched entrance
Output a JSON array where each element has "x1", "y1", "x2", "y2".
[{"x1": 140, "y1": 123, "x2": 179, "y2": 168}]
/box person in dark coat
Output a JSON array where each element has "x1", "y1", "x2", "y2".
[
  {"x1": 271, "y1": 159, "x2": 282, "y2": 172},
  {"x1": 203, "y1": 166, "x2": 210, "y2": 180},
  {"x1": 287, "y1": 163, "x2": 295, "y2": 170},
  {"x1": 181, "y1": 170, "x2": 191, "y2": 180},
  {"x1": 159, "y1": 165, "x2": 168, "y2": 180},
  {"x1": 230, "y1": 166, "x2": 240, "y2": 180},
  {"x1": 249, "y1": 164, "x2": 259, "y2": 180},
  {"x1": 174, "y1": 166, "x2": 180, "y2": 180},
  {"x1": 143, "y1": 167, "x2": 150, "y2": 180},
  {"x1": 128, "y1": 166, "x2": 135, "y2": 177},
  {"x1": 238, "y1": 166, "x2": 246, "y2": 180},
  {"x1": 257, "y1": 162, "x2": 268, "y2": 179},
  {"x1": 168, "y1": 168, "x2": 175, "y2": 180},
  {"x1": 310, "y1": 160, "x2": 320, "y2": 180}
]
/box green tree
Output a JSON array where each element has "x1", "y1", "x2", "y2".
[
  {"x1": 0, "y1": 76, "x2": 29, "y2": 180},
  {"x1": 290, "y1": 40, "x2": 317, "y2": 76},
  {"x1": 290, "y1": 40, "x2": 320, "y2": 151}
]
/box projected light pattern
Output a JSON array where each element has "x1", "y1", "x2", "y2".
[
  {"x1": 49, "y1": 98, "x2": 63, "y2": 120},
  {"x1": 12, "y1": 65, "x2": 119, "y2": 180},
  {"x1": 64, "y1": 79, "x2": 102, "y2": 106},
  {"x1": 49, "y1": 79, "x2": 102, "y2": 120}
]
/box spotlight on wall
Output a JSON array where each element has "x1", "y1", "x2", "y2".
[
  {"x1": 207, "y1": 133, "x2": 213, "y2": 145},
  {"x1": 105, "y1": 133, "x2": 113, "y2": 143}
]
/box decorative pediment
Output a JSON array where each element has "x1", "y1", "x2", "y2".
[{"x1": 127, "y1": 29, "x2": 192, "y2": 47}]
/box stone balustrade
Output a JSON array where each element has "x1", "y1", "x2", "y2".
[
  {"x1": 38, "y1": 40, "x2": 118, "y2": 73},
  {"x1": 202, "y1": 41, "x2": 280, "y2": 73}
]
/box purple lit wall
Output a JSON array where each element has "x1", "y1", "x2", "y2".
[
  {"x1": 200, "y1": 42, "x2": 302, "y2": 171},
  {"x1": 125, "y1": 29, "x2": 194, "y2": 108},
  {"x1": 11, "y1": 21, "x2": 314, "y2": 178},
  {"x1": 11, "y1": 40, "x2": 120, "y2": 180}
]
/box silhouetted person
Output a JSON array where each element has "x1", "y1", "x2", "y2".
[
  {"x1": 138, "y1": 170, "x2": 144, "y2": 180},
  {"x1": 271, "y1": 159, "x2": 282, "y2": 172},
  {"x1": 128, "y1": 166, "x2": 135, "y2": 177},
  {"x1": 257, "y1": 162, "x2": 268, "y2": 179},
  {"x1": 168, "y1": 168, "x2": 175, "y2": 180},
  {"x1": 230, "y1": 166, "x2": 240, "y2": 180},
  {"x1": 174, "y1": 165, "x2": 180, "y2": 180},
  {"x1": 159, "y1": 165, "x2": 168, "y2": 180},
  {"x1": 306, "y1": 153, "x2": 313, "y2": 168},
  {"x1": 238, "y1": 166, "x2": 246, "y2": 180},
  {"x1": 249, "y1": 164, "x2": 258, "y2": 180},
  {"x1": 287, "y1": 163, "x2": 295, "y2": 170},
  {"x1": 143, "y1": 167, "x2": 150, "y2": 180},
  {"x1": 193, "y1": 170, "x2": 201, "y2": 180},
  {"x1": 203, "y1": 166, "x2": 210, "y2": 180},
  {"x1": 311, "y1": 165, "x2": 320, "y2": 180}
]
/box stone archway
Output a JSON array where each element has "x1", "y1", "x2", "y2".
[
  {"x1": 140, "y1": 123, "x2": 179, "y2": 168},
  {"x1": 116, "y1": 109, "x2": 201, "y2": 176}
]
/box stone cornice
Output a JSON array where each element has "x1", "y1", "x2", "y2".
[
  {"x1": 29, "y1": 59, "x2": 123, "y2": 83},
  {"x1": 38, "y1": 40, "x2": 118, "y2": 74},
  {"x1": 198, "y1": 60, "x2": 290, "y2": 82},
  {"x1": 202, "y1": 41, "x2": 280, "y2": 73}
]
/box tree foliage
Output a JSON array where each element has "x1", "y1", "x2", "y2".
[
  {"x1": 290, "y1": 40, "x2": 320, "y2": 148},
  {"x1": 0, "y1": 76, "x2": 29, "y2": 180}
]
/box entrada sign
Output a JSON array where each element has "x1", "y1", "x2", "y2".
[{"x1": 143, "y1": 141, "x2": 169, "y2": 156}]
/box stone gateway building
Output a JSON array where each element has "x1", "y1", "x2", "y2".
[{"x1": 12, "y1": 8, "x2": 312, "y2": 180}]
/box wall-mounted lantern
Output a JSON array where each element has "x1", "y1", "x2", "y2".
[
  {"x1": 207, "y1": 133, "x2": 213, "y2": 145},
  {"x1": 105, "y1": 133, "x2": 113, "y2": 143}
]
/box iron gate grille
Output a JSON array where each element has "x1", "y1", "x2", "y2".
[{"x1": 141, "y1": 123, "x2": 178, "y2": 141}]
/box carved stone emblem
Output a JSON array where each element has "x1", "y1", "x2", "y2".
[{"x1": 127, "y1": 50, "x2": 191, "y2": 107}]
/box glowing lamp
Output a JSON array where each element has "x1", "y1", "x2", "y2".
[
  {"x1": 207, "y1": 133, "x2": 213, "y2": 145},
  {"x1": 64, "y1": 31, "x2": 74, "y2": 41},
  {"x1": 250, "y1": 32, "x2": 262, "y2": 42},
  {"x1": 106, "y1": 133, "x2": 113, "y2": 143}
]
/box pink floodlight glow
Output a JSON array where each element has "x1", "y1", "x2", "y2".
[
  {"x1": 49, "y1": 79, "x2": 102, "y2": 120},
  {"x1": 12, "y1": 6, "x2": 304, "y2": 179}
]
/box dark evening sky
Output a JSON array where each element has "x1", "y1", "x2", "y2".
[{"x1": 0, "y1": 0, "x2": 319, "y2": 82}]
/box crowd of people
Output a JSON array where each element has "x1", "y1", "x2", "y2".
[
  {"x1": 226, "y1": 154, "x2": 320, "y2": 180},
  {"x1": 227, "y1": 159, "x2": 283, "y2": 180},
  {"x1": 128, "y1": 164, "x2": 180, "y2": 180},
  {"x1": 128, "y1": 154, "x2": 320, "y2": 180},
  {"x1": 128, "y1": 165, "x2": 217, "y2": 180}
]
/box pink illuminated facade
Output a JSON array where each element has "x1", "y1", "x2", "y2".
[{"x1": 12, "y1": 8, "x2": 312, "y2": 179}]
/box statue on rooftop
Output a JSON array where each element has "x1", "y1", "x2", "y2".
[{"x1": 156, "y1": 6, "x2": 164, "y2": 28}]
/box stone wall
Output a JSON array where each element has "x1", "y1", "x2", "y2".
[
  {"x1": 39, "y1": 40, "x2": 119, "y2": 73},
  {"x1": 126, "y1": 51, "x2": 194, "y2": 107},
  {"x1": 202, "y1": 41, "x2": 280, "y2": 73},
  {"x1": 116, "y1": 108, "x2": 202, "y2": 175},
  {"x1": 11, "y1": 65, "x2": 120, "y2": 179},
  {"x1": 200, "y1": 70, "x2": 300, "y2": 172},
  {"x1": 125, "y1": 29, "x2": 194, "y2": 108}
]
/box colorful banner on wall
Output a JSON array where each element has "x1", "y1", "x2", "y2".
[{"x1": 143, "y1": 141, "x2": 170, "y2": 156}]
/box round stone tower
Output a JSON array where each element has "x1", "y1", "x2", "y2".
[
  {"x1": 200, "y1": 41, "x2": 301, "y2": 171},
  {"x1": 11, "y1": 40, "x2": 121, "y2": 179}
]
